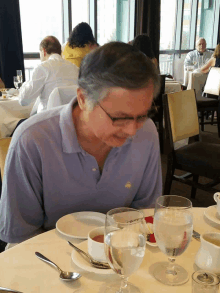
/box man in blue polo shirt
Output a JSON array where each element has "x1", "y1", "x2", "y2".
[{"x1": 0, "y1": 42, "x2": 162, "y2": 244}]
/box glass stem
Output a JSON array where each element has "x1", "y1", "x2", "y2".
[
  {"x1": 166, "y1": 257, "x2": 177, "y2": 276},
  {"x1": 118, "y1": 276, "x2": 128, "y2": 292}
]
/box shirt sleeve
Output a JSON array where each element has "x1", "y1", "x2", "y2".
[
  {"x1": 18, "y1": 65, "x2": 47, "y2": 106},
  {"x1": 0, "y1": 131, "x2": 44, "y2": 243},
  {"x1": 184, "y1": 51, "x2": 194, "y2": 68},
  {"x1": 130, "y1": 125, "x2": 162, "y2": 209}
]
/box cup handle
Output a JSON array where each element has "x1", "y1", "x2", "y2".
[{"x1": 213, "y1": 192, "x2": 220, "y2": 203}]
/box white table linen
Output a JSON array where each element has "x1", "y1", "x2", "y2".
[
  {"x1": 0, "y1": 207, "x2": 218, "y2": 293},
  {"x1": 0, "y1": 97, "x2": 33, "y2": 138},
  {"x1": 187, "y1": 71, "x2": 208, "y2": 98},
  {"x1": 47, "y1": 85, "x2": 78, "y2": 110}
]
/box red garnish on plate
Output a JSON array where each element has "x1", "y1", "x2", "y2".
[{"x1": 145, "y1": 216, "x2": 156, "y2": 243}]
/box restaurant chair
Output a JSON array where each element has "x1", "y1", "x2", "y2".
[
  {"x1": 197, "y1": 67, "x2": 220, "y2": 137},
  {"x1": 163, "y1": 89, "x2": 220, "y2": 198},
  {"x1": 0, "y1": 137, "x2": 11, "y2": 195},
  {"x1": 148, "y1": 75, "x2": 166, "y2": 153},
  {"x1": 47, "y1": 85, "x2": 78, "y2": 110}
]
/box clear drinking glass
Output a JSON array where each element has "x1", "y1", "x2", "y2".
[
  {"x1": 13, "y1": 76, "x2": 22, "y2": 90},
  {"x1": 104, "y1": 207, "x2": 146, "y2": 293},
  {"x1": 153, "y1": 195, "x2": 193, "y2": 286},
  {"x1": 16, "y1": 70, "x2": 23, "y2": 83}
]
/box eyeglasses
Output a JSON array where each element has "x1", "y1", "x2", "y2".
[{"x1": 97, "y1": 102, "x2": 148, "y2": 127}]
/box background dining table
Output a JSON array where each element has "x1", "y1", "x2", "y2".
[
  {"x1": 0, "y1": 96, "x2": 33, "y2": 139},
  {"x1": 0, "y1": 207, "x2": 219, "y2": 293},
  {"x1": 186, "y1": 70, "x2": 208, "y2": 98}
]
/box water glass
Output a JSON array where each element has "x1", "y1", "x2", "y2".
[
  {"x1": 153, "y1": 195, "x2": 193, "y2": 285},
  {"x1": 16, "y1": 70, "x2": 23, "y2": 83},
  {"x1": 104, "y1": 207, "x2": 146, "y2": 293},
  {"x1": 192, "y1": 271, "x2": 219, "y2": 293}
]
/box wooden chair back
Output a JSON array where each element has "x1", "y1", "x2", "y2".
[{"x1": 163, "y1": 89, "x2": 200, "y2": 146}]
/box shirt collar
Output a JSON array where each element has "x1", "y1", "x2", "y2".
[
  {"x1": 59, "y1": 97, "x2": 82, "y2": 154},
  {"x1": 48, "y1": 53, "x2": 63, "y2": 61}
]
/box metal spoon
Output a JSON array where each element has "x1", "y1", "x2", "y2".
[
  {"x1": 0, "y1": 287, "x2": 23, "y2": 293},
  {"x1": 68, "y1": 241, "x2": 110, "y2": 269},
  {"x1": 35, "y1": 252, "x2": 81, "y2": 281}
]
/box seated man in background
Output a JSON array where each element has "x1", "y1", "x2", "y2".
[
  {"x1": 0, "y1": 42, "x2": 162, "y2": 245},
  {"x1": 18, "y1": 36, "x2": 79, "y2": 114},
  {"x1": 184, "y1": 38, "x2": 213, "y2": 71}
]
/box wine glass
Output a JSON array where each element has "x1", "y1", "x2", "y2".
[
  {"x1": 153, "y1": 195, "x2": 193, "y2": 286},
  {"x1": 16, "y1": 70, "x2": 23, "y2": 83},
  {"x1": 13, "y1": 76, "x2": 22, "y2": 90},
  {"x1": 104, "y1": 207, "x2": 146, "y2": 293}
]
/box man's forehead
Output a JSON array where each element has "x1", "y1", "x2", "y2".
[{"x1": 197, "y1": 39, "x2": 206, "y2": 45}]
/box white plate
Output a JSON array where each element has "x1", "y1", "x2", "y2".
[
  {"x1": 204, "y1": 205, "x2": 220, "y2": 225},
  {"x1": 56, "y1": 211, "x2": 106, "y2": 239},
  {"x1": 71, "y1": 240, "x2": 114, "y2": 275}
]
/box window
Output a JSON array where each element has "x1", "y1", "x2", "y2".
[
  {"x1": 97, "y1": 0, "x2": 135, "y2": 45},
  {"x1": 71, "y1": 0, "x2": 90, "y2": 33},
  {"x1": 97, "y1": 0, "x2": 117, "y2": 45},
  {"x1": 160, "y1": 0, "x2": 177, "y2": 50},
  {"x1": 159, "y1": 0, "x2": 219, "y2": 78},
  {"x1": 19, "y1": 0, "x2": 63, "y2": 53},
  {"x1": 181, "y1": 0, "x2": 193, "y2": 50}
]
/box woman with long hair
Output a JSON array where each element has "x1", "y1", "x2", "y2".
[
  {"x1": 201, "y1": 43, "x2": 220, "y2": 73},
  {"x1": 63, "y1": 22, "x2": 97, "y2": 67}
]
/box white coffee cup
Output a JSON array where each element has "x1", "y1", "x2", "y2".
[
  {"x1": 88, "y1": 226, "x2": 107, "y2": 262},
  {"x1": 213, "y1": 192, "x2": 220, "y2": 216}
]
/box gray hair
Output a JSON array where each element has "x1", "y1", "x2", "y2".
[
  {"x1": 78, "y1": 41, "x2": 160, "y2": 110},
  {"x1": 196, "y1": 37, "x2": 206, "y2": 46}
]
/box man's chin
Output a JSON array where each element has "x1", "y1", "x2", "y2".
[{"x1": 109, "y1": 135, "x2": 129, "y2": 147}]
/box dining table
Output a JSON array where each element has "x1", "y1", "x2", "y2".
[
  {"x1": 0, "y1": 95, "x2": 33, "y2": 139},
  {"x1": 186, "y1": 70, "x2": 208, "y2": 98},
  {"x1": 0, "y1": 207, "x2": 219, "y2": 293}
]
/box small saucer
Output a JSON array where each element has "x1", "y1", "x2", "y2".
[{"x1": 204, "y1": 205, "x2": 220, "y2": 225}]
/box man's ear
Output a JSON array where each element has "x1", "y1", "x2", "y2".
[
  {"x1": 77, "y1": 88, "x2": 87, "y2": 110},
  {"x1": 43, "y1": 48, "x2": 47, "y2": 56}
]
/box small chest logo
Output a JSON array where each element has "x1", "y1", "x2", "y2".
[{"x1": 125, "y1": 181, "x2": 132, "y2": 189}]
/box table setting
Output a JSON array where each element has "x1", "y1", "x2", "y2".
[
  {"x1": 1, "y1": 195, "x2": 220, "y2": 292},
  {"x1": 0, "y1": 70, "x2": 34, "y2": 138}
]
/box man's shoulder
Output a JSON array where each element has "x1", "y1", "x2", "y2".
[{"x1": 11, "y1": 107, "x2": 65, "y2": 146}]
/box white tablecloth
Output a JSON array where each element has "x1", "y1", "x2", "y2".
[
  {"x1": 0, "y1": 97, "x2": 33, "y2": 138},
  {"x1": 187, "y1": 71, "x2": 208, "y2": 98},
  {"x1": 0, "y1": 208, "x2": 219, "y2": 293}
]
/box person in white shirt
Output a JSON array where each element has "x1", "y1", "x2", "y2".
[
  {"x1": 184, "y1": 38, "x2": 213, "y2": 71},
  {"x1": 18, "y1": 36, "x2": 79, "y2": 114}
]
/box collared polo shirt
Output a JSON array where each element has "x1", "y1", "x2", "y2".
[{"x1": 0, "y1": 98, "x2": 162, "y2": 243}]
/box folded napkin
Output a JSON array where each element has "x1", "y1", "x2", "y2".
[
  {"x1": 145, "y1": 216, "x2": 156, "y2": 243},
  {"x1": 7, "y1": 88, "x2": 19, "y2": 96}
]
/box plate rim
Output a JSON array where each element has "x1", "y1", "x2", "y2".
[
  {"x1": 56, "y1": 211, "x2": 106, "y2": 239},
  {"x1": 204, "y1": 205, "x2": 220, "y2": 225},
  {"x1": 71, "y1": 240, "x2": 114, "y2": 275}
]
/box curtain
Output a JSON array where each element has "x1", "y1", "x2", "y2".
[
  {"x1": 135, "y1": 0, "x2": 161, "y2": 62},
  {"x1": 0, "y1": 0, "x2": 25, "y2": 88}
]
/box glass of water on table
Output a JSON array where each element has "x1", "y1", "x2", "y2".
[
  {"x1": 16, "y1": 70, "x2": 23, "y2": 83},
  {"x1": 153, "y1": 195, "x2": 193, "y2": 286},
  {"x1": 104, "y1": 207, "x2": 146, "y2": 293},
  {"x1": 13, "y1": 76, "x2": 22, "y2": 90}
]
